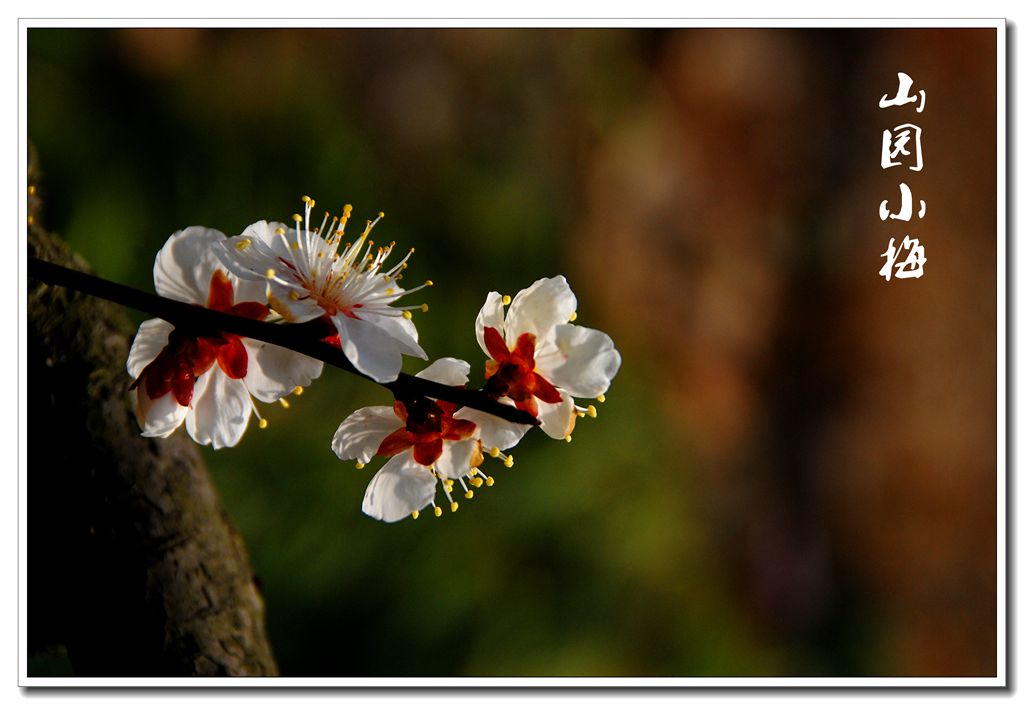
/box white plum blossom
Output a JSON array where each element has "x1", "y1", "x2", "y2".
[
  {"x1": 127, "y1": 226, "x2": 323, "y2": 449},
  {"x1": 332, "y1": 358, "x2": 521, "y2": 522},
  {"x1": 474, "y1": 276, "x2": 621, "y2": 439},
  {"x1": 215, "y1": 197, "x2": 430, "y2": 383}
]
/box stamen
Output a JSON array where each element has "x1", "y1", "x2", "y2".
[
  {"x1": 465, "y1": 490, "x2": 474, "y2": 499},
  {"x1": 234, "y1": 238, "x2": 251, "y2": 252},
  {"x1": 293, "y1": 386, "x2": 304, "y2": 395},
  {"x1": 279, "y1": 398, "x2": 290, "y2": 409},
  {"x1": 569, "y1": 311, "x2": 578, "y2": 322},
  {"x1": 411, "y1": 510, "x2": 420, "y2": 520},
  {"x1": 597, "y1": 394, "x2": 607, "y2": 403},
  {"x1": 450, "y1": 501, "x2": 459, "y2": 513},
  {"x1": 434, "y1": 506, "x2": 443, "y2": 517},
  {"x1": 587, "y1": 405, "x2": 597, "y2": 418},
  {"x1": 258, "y1": 418, "x2": 269, "y2": 429},
  {"x1": 355, "y1": 462, "x2": 365, "y2": 469},
  {"x1": 501, "y1": 295, "x2": 511, "y2": 306}
]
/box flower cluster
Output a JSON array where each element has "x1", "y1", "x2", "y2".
[{"x1": 128, "y1": 197, "x2": 621, "y2": 522}]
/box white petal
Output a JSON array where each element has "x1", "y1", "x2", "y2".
[
  {"x1": 536, "y1": 394, "x2": 578, "y2": 440},
  {"x1": 415, "y1": 357, "x2": 470, "y2": 386},
  {"x1": 335, "y1": 315, "x2": 405, "y2": 383},
  {"x1": 362, "y1": 453, "x2": 436, "y2": 523},
  {"x1": 153, "y1": 226, "x2": 228, "y2": 304},
  {"x1": 505, "y1": 276, "x2": 577, "y2": 345},
  {"x1": 127, "y1": 318, "x2": 173, "y2": 379},
  {"x1": 358, "y1": 309, "x2": 427, "y2": 359},
  {"x1": 474, "y1": 291, "x2": 507, "y2": 356},
  {"x1": 265, "y1": 282, "x2": 324, "y2": 323},
  {"x1": 136, "y1": 386, "x2": 189, "y2": 438},
  {"x1": 455, "y1": 406, "x2": 531, "y2": 451},
  {"x1": 433, "y1": 438, "x2": 482, "y2": 480},
  {"x1": 536, "y1": 324, "x2": 622, "y2": 399},
  {"x1": 184, "y1": 372, "x2": 252, "y2": 449},
  {"x1": 242, "y1": 340, "x2": 324, "y2": 403},
  {"x1": 331, "y1": 406, "x2": 402, "y2": 464},
  {"x1": 215, "y1": 220, "x2": 289, "y2": 282}
]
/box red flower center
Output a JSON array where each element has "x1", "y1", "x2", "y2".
[
  {"x1": 376, "y1": 397, "x2": 478, "y2": 467},
  {"x1": 480, "y1": 326, "x2": 562, "y2": 417},
  {"x1": 134, "y1": 270, "x2": 270, "y2": 407}
]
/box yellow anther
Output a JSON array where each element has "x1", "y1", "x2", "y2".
[
  {"x1": 450, "y1": 502, "x2": 459, "y2": 513},
  {"x1": 291, "y1": 242, "x2": 300, "y2": 250},
  {"x1": 385, "y1": 288, "x2": 394, "y2": 295},
  {"x1": 265, "y1": 268, "x2": 276, "y2": 279},
  {"x1": 27, "y1": 214, "x2": 35, "y2": 225},
  {"x1": 343, "y1": 204, "x2": 353, "y2": 216},
  {"x1": 301, "y1": 195, "x2": 311, "y2": 203},
  {"x1": 587, "y1": 405, "x2": 597, "y2": 418},
  {"x1": 434, "y1": 506, "x2": 443, "y2": 517},
  {"x1": 411, "y1": 510, "x2": 419, "y2": 520},
  {"x1": 292, "y1": 214, "x2": 303, "y2": 223},
  {"x1": 293, "y1": 386, "x2": 304, "y2": 395},
  {"x1": 420, "y1": 303, "x2": 429, "y2": 313},
  {"x1": 378, "y1": 211, "x2": 385, "y2": 219},
  {"x1": 485, "y1": 476, "x2": 495, "y2": 487},
  {"x1": 289, "y1": 291, "x2": 301, "y2": 300},
  {"x1": 235, "y1": 239, "x2": 251, "y2": 252},
  {"x1": 279, "y1": 398, "x2": 290, "y2": 409},
  {"x1": 402, "y1": 310, "x2": 413, "y2": 320},
  {"x1": 504, "y1": 455, "x2": 514, "y2": 468},
  {"x1": 258, "y1": 418, "x2": 269, "y2": 429},
  {"x1": 490, "y1": 446, "x2": 500, "y2": 458},
  {"x1": 309, "y1": 199, "x2": 316, "y2": 208},
  {"x1": 565, "y1": 435, "x2": 573, "y2": 443},
  {"x1": 355, "y1": 462, "x2": 365, "y2": 470},
  {"x1": 444, "y1": 479, "x2": 454, "y2": 490},
  {"x1": 464, "y1": 490, "x2": 474, "y2": 499},
  {"x1": 597, "y1": 394, "x2": 606, "y2": 403},
  {"x1": 28, "y1": 185, "x2": 36, "y2": 196},
  {"x1": 501, "y1": 295, "x2": 512, "y2": 306},
  {"x1": 425, "y1": 279, "x2": 434, "y2": 287},
  {"x1": 276, "y1": 227, "x2": 286, "y2": 235},
  {"x1": 470, "y1": 477, "x2": 484, "y2": 488},
  {"x1": 569, "y1": 311, "x2": 578, "y2": 322}
]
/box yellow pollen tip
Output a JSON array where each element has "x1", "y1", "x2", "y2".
[
  {"x1": 289, "y1": 291, "x2": 301, "y2": 300},
  {"x1": 309, "y1": 199, "x2": 316, "y2": 208},
  {"x1": 504, "y1": 456, "x2": 514, "y2": 468},
  {"x1": 465, "y1": 490, "x2": 474, "y2": 499},
  {"x1": 420, "y1": 304, "x2": 429, "y2": 313},
  {"x1": 355, "y1": 462, "x2": 365, "y2": 470},
  {"x1": 265, "y1": 268, "x2": 276, "y2": 278},
  {"x1": 501, "y1": 295, "x2": 511, "y2": 306},
  {"x1": 402, "y1": 310, "x2": 413, "y2": 320},
  {"x1": 587, "y1": 405, "x2": 597, "y2": 418},
  {"x1": 411, "y1": 510, "x2": 419, "y2": 520},
  {"x1": 597, "y1": 394, "x2": 607, "y2": 403},
  {"x1": 485, "y1": 477, "x2": 495, "y2": 487},
  {"x1": 565, "y1": 435, "x2": 573, "y2": 443},
  {"x1": 301, "y1": 195, "x2": 311, "y2": 203},
  {"x1": 343, "y1": 204, "x2": 353, "y2": 215},
  {"x1": 258, "y1": 418, "x2": 269, "y2": 429},
  {"x1": 28, "y1": 185, "x2": 36, "y2": 195},
  {"x1": 434, "y1": 506, "x2": 443, "y2": 517},
  {"x1": 276, "y1": 227, "x2": 286, "y2": 235},
  {"x1": 450, "y1": 502, "x2": 459, "y2": 513},
  {"x1": 385, "y1": 288, "x2": 394, "y2": 296},
  {"x1": 378, "y1": 211, "x2": 385, "y2": 219},
  {"x1": 292, "y1": 214, "x2": 302, "y2": 223},
  {"x1": 293, "y1": 386, "x2": 304, "y2": 395},
  {"x1": 279, "y1": 398, "x2": 290, "y2": 409},
  {"x1": 425, "y1": 279, "x2": 434, "y2": 287},
  {"x1": 471, "y1": 477, "x2": 483, "y2": 488},
  {"x1": 489, "y1": 447, "x2": 500, "y2": 458},
  {"x1": 235, "y1": 239, "x2": 251, "y2": 251},
  {"x1": 569, "y1": 311, "x2": 578, "y2": 322},
  {"x1": 27, "y1": 215, "x2": 35, "y2": 225}
]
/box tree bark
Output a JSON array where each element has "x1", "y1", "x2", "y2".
[{"x1": 26, "y1": 147, "x2": 278, "y2": 676}]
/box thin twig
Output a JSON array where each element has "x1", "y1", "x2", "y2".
[{"x1": 28, "y1": 257, "x2": 538, "y2": 426}]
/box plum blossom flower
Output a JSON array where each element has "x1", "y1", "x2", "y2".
[
  {"x1": 215, "y1": 197, "x2": 429, "y2": 383},
  {"x1": 332, "y1": 358, "x2": 520, "y2": 522},
  {"x1": 475, "y1": 276, "x2": 621, "y2": 440},
  {"x1": 127, "y1": 226, "x2": 323, "y2": 448}
]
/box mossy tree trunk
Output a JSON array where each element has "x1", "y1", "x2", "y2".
[{"x1": 26, "y1": 148, "x2": 278, "y2": 676}]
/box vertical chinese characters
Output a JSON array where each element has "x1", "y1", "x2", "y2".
[{"x1": 878, "y1": 72, "x2": 927, "y2": 281}]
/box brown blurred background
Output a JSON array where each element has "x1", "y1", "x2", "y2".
[{"x1": 28, "y1": 27, "x2": 997, "y2": 676}]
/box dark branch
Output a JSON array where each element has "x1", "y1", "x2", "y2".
[{"x1": 28, "y1": 256, "x2": 538, "y2": 427}]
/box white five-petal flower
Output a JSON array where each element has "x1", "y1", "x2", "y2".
[
  {"x1": 475, "y1": 276, "x2": 621, "y2": 439},
  {"x1": 332, "y1": 358, "x2": 522, "y2": 522},
  {"x1": 215, "y1": 197, "x2": 430, "y2": 383},
  {"x1": 127, "y1": 226, "x2": 323, "y2": 449}
]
